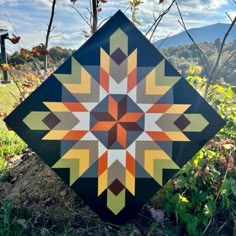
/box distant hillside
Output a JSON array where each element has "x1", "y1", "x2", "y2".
[
  {"x1": 159, "y1": 40, "x2": 236, "y2": 85},
  {"x1": 155, "y1": 23, "x2": 236, "y2": 48}
]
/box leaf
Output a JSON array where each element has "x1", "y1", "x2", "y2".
[
  {"x1": 182, "y1": 214, "x2": 199, "y2": 236},
  {"x1": 222, "y1": 143, "x2": 234, "y2": 150},
  {"x1": 229, "y1": 177, "x2": 236, "y2": 197},
  {"x1": 231, "y1": 185, "x2": 236, "y2": 197},
  {"x1": 0, "y1": 63, "x2": 14, "y2": 70},
  {"x1": 31, "y1": 43, "x2": 48, "y2": 56},
  {"x1": 225, "y1": 87, "x2": 234, "y2": 99},
  {"x1": 205, "y1": 198, "x2": 216, "y2": 217},
  {"x1": 187, "y1": 218, "x2": 199, "y2": 236},
  {"x1": 20, "y1": 48, "x2": 33, "y2": 58},
  {"x1": 197, "y1": 191, "x2": 208, "y2": 202},
  {"x1": 220, "y1": 179, "x2": 230, "y2": 195},
  {"x1": 173, "y1": 176, "x2": 187, "y2": 189}
]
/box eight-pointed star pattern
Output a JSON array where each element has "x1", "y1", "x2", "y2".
[
  {"x1": 90, "y1": 94, "x2": 144, "y2": 149},
  {"x1": 4, "y1": 11, "x2": 225, "y2": 224}
]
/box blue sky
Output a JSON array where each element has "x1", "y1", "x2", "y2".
[{"x1": 0, "y1": 0, "x2": 235, "y2": 53}]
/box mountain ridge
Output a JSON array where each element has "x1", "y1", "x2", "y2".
[{"x1": 154, "y1": 23, "x2": 236, "y2": 48}]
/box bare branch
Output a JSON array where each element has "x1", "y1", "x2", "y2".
[
  {"x1": 215, "y1": 51, "x2": 235, "y2": 75},
  {"x1": 45, "y1": 0, "x2": 56, "y2": 49},
  {"x1": 175, "y1": 0, "x2": 236, "y2": 97},
  {"x1": 156, "y1": 32, "x2": 173, "y2": 48},
  {"x1": 123, "y1": 5, "x2": 131, "y2": 13},
  {"x1": 98, "y1": 1, "x2": 129, "y2": 28},
  {"x1": 175, "y1": 1, "x2": 211, "y2": 78},
  {"x1": 9, "y1": 71, "x2": 25, "y2": 100},
  {"x1": 211, "y1": 16, "x2": 236, "y2": 78},
  {"x1": 69, "y1": 4, "x2": 91, "y2": 27},
  {"x1": 97, "y1": 16, "x2": 110, "y2": 28},
  {"x1": 145, "y1": 0, "x2": 175, "y2": 41},
  {"x1": 49, "y1": 33, "x2": 64, "y2": 39},
  {"x1": 204, "y1": 15, "x2": 236, "y2": 97},
  {"x1": 225, "y1": 12, "x2": 233, "y2": 22},
  {"x1": 9, "y1": 90, "x2": 20, "y2": 103},
  {"x1": 87, "y1": 2, "x2": 93, "y2": 19},
  {"x1": 50, "y1": 25, "x2": 56, "y2": 33}
]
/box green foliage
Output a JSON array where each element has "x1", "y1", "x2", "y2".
[
  {"x1": 162, "y1": 66, "x2": 236, "y2": 235},
  {"x1": 0, "y1": 157, "x2": 7, "y2": 178},
  {"x1": 207, "y1": 83, "x2": 236, "y2": 139},
  {"x1": 186, "y1": 65, "x2": 236, "y2": 139},
  {"x1": 164, "y1": 144, "x2": 235, "y2": 235},
  {"x1": 0, "y1": 201, "x2": 76, "y2": 236},
  {"x1": 0, "y1": 83, "x2": 20, "y2": 129},
  {"x1": 0, "y1": 202, "x2": 33, "y2": 236},
  {"x1": 0, "y1": 130, "x2": 26, "y2": 158}
]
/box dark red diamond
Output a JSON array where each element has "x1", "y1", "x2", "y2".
[
  {"x1": 42, "y1": 112, "x2": 61, "y2": 129},
  {"x1": 108, "y1": 179, "x2": 125, "y2": 196},
  {"x1": 111, "y1": 48, "x2": 127, "y2": 65},
  {"x1": 174, "y1": 115, "x2": 191, "y2": 130}
]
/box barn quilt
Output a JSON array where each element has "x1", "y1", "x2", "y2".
[{"x1": 5, "y1": 11, "x2": 225, "y2": 224}]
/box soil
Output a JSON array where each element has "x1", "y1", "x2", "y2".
[{"x1": 0, "y1": 151, "x2": 156, "y2": 235}]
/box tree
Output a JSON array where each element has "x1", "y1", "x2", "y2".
[
  {"x1": 174, "y1": 0, "x2": 236, "y2": 97},
  {"x1": 69, "y1": 0, "x2": 168, "y2": 38},
  {"x1": 69, "y1": 0, "x2": 109, "y2": 35},
  {"x1": 44, "y1": 0, "x2": 57, "y2": 71}
]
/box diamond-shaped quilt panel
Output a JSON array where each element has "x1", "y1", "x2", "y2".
[{"x1": 5, "y1": 11, "x2": 225, "y2": 224}]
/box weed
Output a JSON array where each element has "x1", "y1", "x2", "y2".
[
  {"x1": 0, "y1": 130, "x2": 26, "y2": 179},
  {"x1": 0, "y1": 130, "x2": 26, "y2": 158},
  {"x1": 159, "y1": 66, "x2": 236, "y2": 236}
]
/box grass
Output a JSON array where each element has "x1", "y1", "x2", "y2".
[
  {"x1": 0, "y1": 83, "x2": 20, "y2": 129},
  {"x1": 0, "y1": 130, "x2": 26, "y2": 180},
  {"x1": 0, "y1": 83, "x2": 26, "y2": 178},
  {"x1": 0, "y1": 130, "x2": 26, "y2": 158},
  {"x1": 0, "y1": 201, "x2": 35, "y2": 236}
]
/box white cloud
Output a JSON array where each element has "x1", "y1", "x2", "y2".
[
  {"x1": 0, "y1": 0, "x2": 234, "y2": 52},
  {"x1": 0, "y1": 20, "x2": 9, "y2": 30},
  {"x1": 227, "y1": 10, "x2": 236, "y2": 20},
  {"x1": 32, "y1": 0, "x2": 55, "y2": 8}
]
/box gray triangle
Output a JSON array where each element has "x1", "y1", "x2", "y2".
[
  {"x1": 156, "y1": 141, "x2": 173, "y2": 158},
  {"x1": 61, "y1": 83, "x2": 78, "y2": 101},
  {"x1": 60, "y1": 140, "x2": 78, "y2": 156},
  {"x1": 137, "y1": 67, "x2": 154, "y2": 83},
  {"x1": 136, "y1": 161, "x2": 152, "y2": 178},
  {"x1": 127, "y1": 131, "x2": 143, "y2": 147},
  {"x1": 157, "y1": 87, "x2": 174, "y2": 103},
  {"x1": 92, "y1": 131, "x2": 109, "y2": 148},
  {"x1": 80, "y1": 161, "x2": 98, "y2": 178},
  {"x1": 84, "y1": 65, "x2": 100, "y2": 83}
]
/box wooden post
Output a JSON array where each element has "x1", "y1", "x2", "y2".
[{"x1": 0, "y1": 31, "x2": 9, "y2": 83}]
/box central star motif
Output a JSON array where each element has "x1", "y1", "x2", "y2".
[{"x1": 90, "y1": 95, "x2": 144, "y2": 149}]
